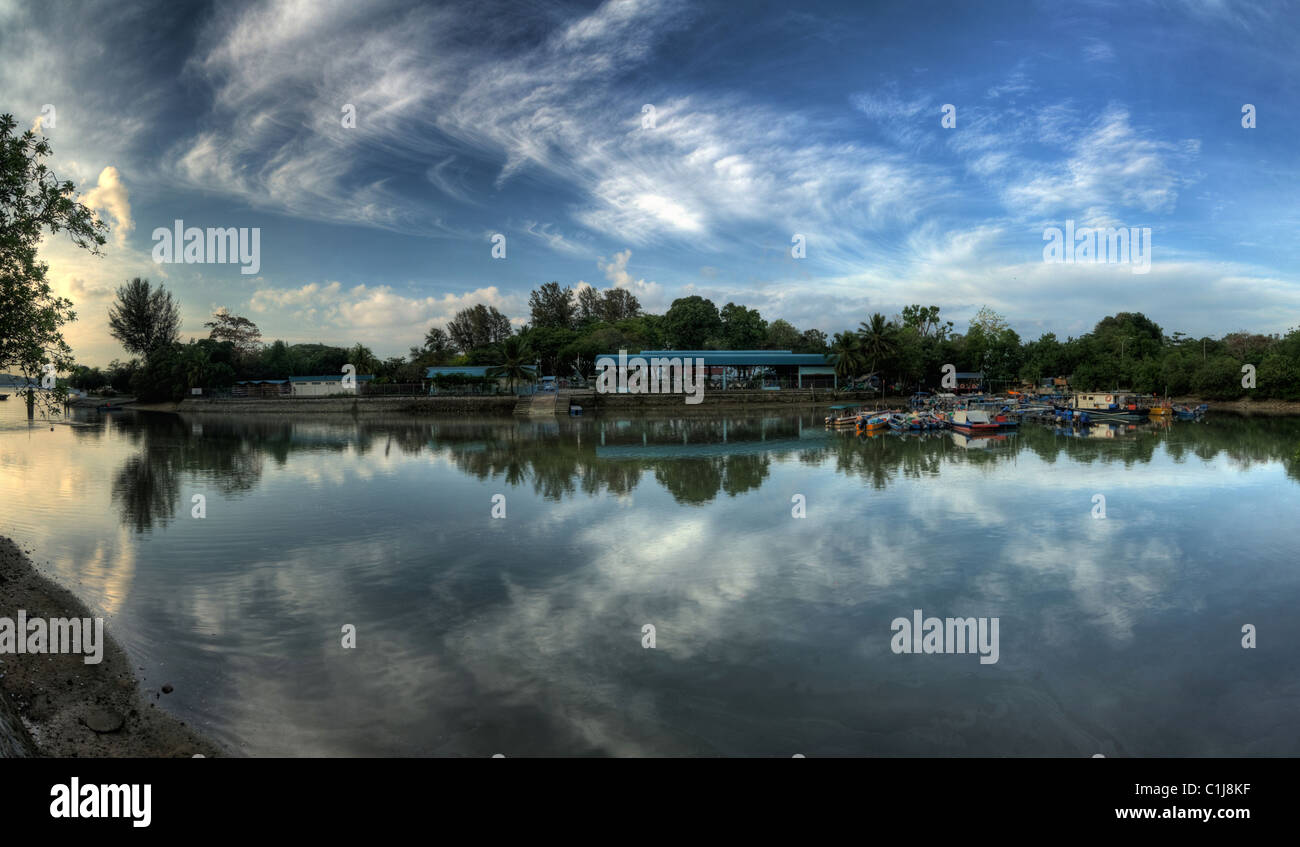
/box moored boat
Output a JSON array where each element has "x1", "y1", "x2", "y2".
[
  {"x1": 949, "y1": 409, "x2": 1001, "y2": 435},
  {"x1": 1172, "y1": 403, "x2": 1208, "y2": 420},
  {"x1": 1070, "y1": 392, "x2": 1150, "y2": 421},
  {"x1": 857, "y1": 412, "x2": 892, "y2": 432},
  {"x1": 824, "y1": 404, "x2": 863, "y2": 427}
]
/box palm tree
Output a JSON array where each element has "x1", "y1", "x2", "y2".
[
  {"x1": 857, "y1": 313, "x2": 897, "y2": 387},
  {"x1": 487, "y1": 334, "x2": 536, "y2": 393},
  {"x1": 180, "y1": 344, "x2": 210, "y2": 390},
  {"x1": 828, "y1": 331, "x2": 867, "y2": 387}
]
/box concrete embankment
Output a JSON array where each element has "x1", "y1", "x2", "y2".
[
  {"x1": 128, "y1": 391, "x2": 871, "y2": 416},
  {"x1": 77, "y1": 391, "x2": 1300, "y2": 417},
  {"x1": 570, "y1": 389, "x2": 882, "y2": 415},
  {"x1": 0, "y1": 536, "x2": 224, "y2": 758},
  {"x1": 140, "y1": 395, "x2": 519, "y2": 415}
]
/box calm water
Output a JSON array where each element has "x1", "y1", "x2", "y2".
[{"x1": 2, "y1": 399, "x2": 1298, "y2": 756}]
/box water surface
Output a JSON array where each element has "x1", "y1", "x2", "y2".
[{"x1": 1, "y1": 400, "x2": 1297, "y2": 756}]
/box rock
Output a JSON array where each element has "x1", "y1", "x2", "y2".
[
  {"x1": 83, "y1": 708, "x2": 124, "y2": 733},
  {"x1": 161, "y1": 684, "x2": 174, "y2": 694},
  {"x1": 28, "y1": 694, "x2": 52, "y2": 721}
]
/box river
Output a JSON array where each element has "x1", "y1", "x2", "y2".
[{"x1": 1, "y1": 400, "x2": 1297, "y2": 756}]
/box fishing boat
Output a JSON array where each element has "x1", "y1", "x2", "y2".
[
  {"x1": 949, "y1": 409, "x2": 1003, "y2": 435},
  {"x1": 1070, "y1": 392, "x2": 1150, "y2": 421},
  {"x1": 857, "y1": 412, "x2": 892, "y2": 432},
  {"x1": 887, "y1": 411, "x2": 936, "y2": 432},
  {"x1": 824, "y1": 404, "x2": 863, "y2": 427},
  {"x1": 1173, "y1": 403, "x2": 1208, "y2": 420}
]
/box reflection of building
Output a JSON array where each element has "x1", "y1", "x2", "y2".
[{"x1": 596, "y1": 350, "x2": 835, "y2": 389}]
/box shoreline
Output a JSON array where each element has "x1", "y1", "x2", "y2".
[
  {"x1": 0, "y1": 535, "x2": 224, "y2": 758},
  {"x1": 61, "y1": 391, "x2": 1300, "y2": 417}
]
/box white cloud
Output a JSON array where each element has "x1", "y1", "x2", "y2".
[
  {"x1": 597, "y1": 249, "x2": 665, "y2": 311},
  {"x1": 79, "y1": 166, "x2": 134, "y2": 247}
]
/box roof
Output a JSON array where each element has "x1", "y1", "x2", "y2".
[
  {"x1": 287, "y1": 374, "x2": 375, "y2": 382},
  {"x1": 953, "y1": 372, "x2": 984, "y2": 378},
  {"x1": 425, "y1": 365, "x2": 537, "y2": 378},
  {"x1": 597, "y1": 349, "x2": 830, "y2": 366},
  {"x1": 235, "y1": 379, "x2": 288, "y2": 385}
]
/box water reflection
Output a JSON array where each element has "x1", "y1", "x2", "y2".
[
  {"x1": 3, "y1": 402, "x2": 1299, "y2": 756},
  {"x1": 91, "y1": 410, "x2": 1300, "y2": 532}
]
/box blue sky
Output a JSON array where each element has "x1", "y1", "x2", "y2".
[{"x1": 2, "y1": 0, "x2": 1298, "y2": 365}]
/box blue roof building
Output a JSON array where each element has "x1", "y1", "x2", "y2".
[{"x1": 595, "y1": 350, "x2": 834, "y2": 389}]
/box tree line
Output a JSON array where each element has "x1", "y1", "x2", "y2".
[{"x1": 72, "y1": 276, "x2": 1300, "y2": 404}]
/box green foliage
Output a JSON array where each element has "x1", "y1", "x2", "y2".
[
  {"x1": 765, "y1": 319, "x2": 800, "y2": 350},
  {"x1": 0, "y1": 113, "x2": 106, "y2": 385},
  {"x1": 447, "y1": 304, "x2": 512, "y2": 351},
  {"x1": 487, "y1": 333, "x2": 536, "y2": 391},
  {"x1": 663, "y1": 295, "x2": 721, "y2": 349},
  {"x1": 720, "y1": 302, "x2": 767, "y2": 349},
  {"x1": 528, "y1": 281, "x2": 577, "y2": 329},
  {"x1": 108, "y1": 277, "x2": 182, "y2": 356}
]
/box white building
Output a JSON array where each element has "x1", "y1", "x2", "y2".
[{"x1": 289, "y1": 374, "x2": 375, "y2": 397}]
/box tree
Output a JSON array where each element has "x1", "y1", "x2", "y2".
[
  {"x1": 527, "y1": 326, "x2": 578, "y2": 376},
  {"x1": 0, "y1": 113, "x2": 107, "y2": 386},
  {"x1": 720, "y1": 302, "x2": 767, "y2": 349},
  {"x1": 828, "y1": 332, "x2": 867, "y2": 382},
  {"x1": 421, "y1": 327, "x2": 456, "y2": 362},
  {"x1": 970, "y1": 305, "x2": 1009, "y2": 336},
  {"x1": 600, "y1": 288, "x2": 641, "y2": 322},
  {"x1": 797, "y1": 328, "x2": 828, "y2": 354},
  {"x1": 447, "y1": 304, "x2": 512, "y2": 352},
  {"x1": 487, "y1": 333, "x2": 536, "y2": 392},
  {"x1": 663, "y1": 295, "x2": 721, "y2": 349},
  {"x1": 108, "y1": 277, "x2": 181, "y2": 357},
  {"x1": 857, "y1": 313, "x2": 897, "y2": 380},
  {"x1": 576, "y1": 286, "x2": 603, "y2": 324},
  {"x1": 901, "y1": 304, "x2": 953, "y2": 340},
  {"x1": 765, "y1": 319, "x2": 801, "y2": 350},
  {"x1": 345, "y1": 342, "x2": 380, "y2": 375},
  {"x1": 261, "y1": 339, "x2": 296, "y2": 376},
  {"x1": 204, "y1": 308, "x2": 262, "y2": 363},
  {"x1": 528, "y1": 281, "x2": 576, "y2": 329}
]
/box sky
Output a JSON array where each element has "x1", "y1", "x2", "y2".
[{"x1": 2, "y1": 0, "x2": 1298, "y2": 367}]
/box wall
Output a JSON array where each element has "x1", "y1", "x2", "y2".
[{"x1": 176, "y1": 396, "x2": 518, "y2": 415}]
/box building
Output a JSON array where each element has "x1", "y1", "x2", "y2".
[
  {"x1": 288, "y1": 374, "x2": 375, "y2": 397},
  {"x1": 424, "y1": 365, "x2": 537, "y2": 394},
  {"x1": 952, "y1": 371, "x2": 984, "y2": 394},
  {"x1": 596, "y1": 350, "x2": 835, "y2": 390},
  {"x1": 232, "y1": 379, "x2": 291, "y2": 398}
]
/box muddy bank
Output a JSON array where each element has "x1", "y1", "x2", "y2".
[
  {"x1": 1168, "y1": 396, "x2": 1300, "y2": 415},
  {"x1": 0, "y1": 536, "x2": 223, "y2": 757}
]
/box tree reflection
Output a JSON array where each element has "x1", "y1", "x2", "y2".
[{"x1": 105, "y1": 410, "x2": 1300, "y2": 531}]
